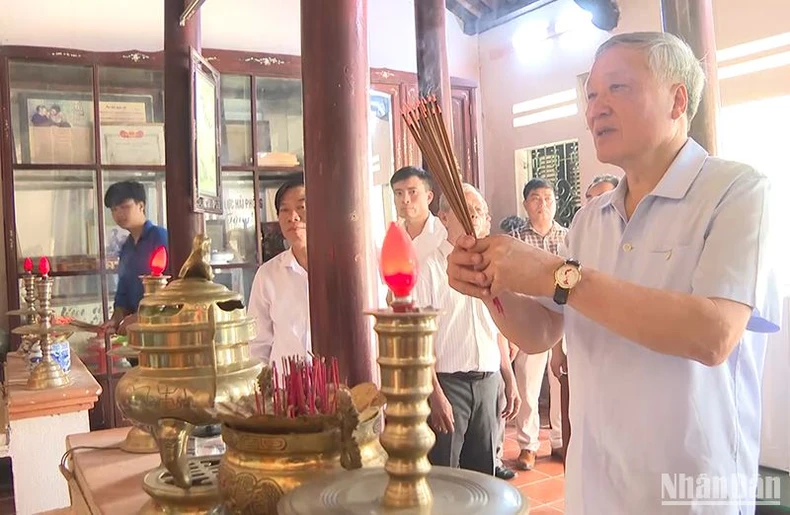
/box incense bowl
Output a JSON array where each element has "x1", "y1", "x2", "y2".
[{"x1": 217, "y1": 408, "x2": 386, "y2": 515}]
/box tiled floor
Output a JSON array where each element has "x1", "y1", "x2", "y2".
[{"x1": 502, "y1": 425, "x2": 566, "y2": 513}]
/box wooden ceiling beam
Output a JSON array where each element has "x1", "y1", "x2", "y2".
[
  {"x1": 474, "y1": 0, "x2": 556, "y2": 34},
  {"x1": 455, "y1": 0, "x2": 484, "y2": 18}
]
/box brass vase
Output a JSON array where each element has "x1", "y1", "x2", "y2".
[{"x1": 218, "y1": 409, "x2": 386, "y2": 514}]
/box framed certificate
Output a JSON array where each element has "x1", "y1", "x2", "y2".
[{"x1": 190, "y1": 48, "x2": 223, "y2": 214}]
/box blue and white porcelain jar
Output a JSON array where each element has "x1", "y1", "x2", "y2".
[{"x1": 26, "y1": 340, "x2": 71, "y2": 374}]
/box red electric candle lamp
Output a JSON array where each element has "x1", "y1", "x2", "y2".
[
  {"x1": 38, "y1": 256, "x2": 50, "y2": 277},
  {"x1": 150, "y1": 246, "x2": 168, "y2": 276},
  {"x1": 23, "y1": 257, "x2": 33, "y2": 273},
  {"x1": 380, "y1": 222, "x2": 418, "y2": 312}
]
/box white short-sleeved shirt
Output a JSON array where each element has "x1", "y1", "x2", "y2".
[
  {"x1": 413, "y1": 240, "x2": 501, "y2": 374},
  {"x1": 403, "y1": 213, "x2": 448, "y2": 265},
  {"x1": 247, "y1": 248, "x2": 310, "y2": 367},
  {"x1": 542, "y1": 139, "x2": 780, "y2": 514}
]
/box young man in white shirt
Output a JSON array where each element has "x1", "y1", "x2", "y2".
[
  {"x1": 390, "y1": 166, "x2": 447, "y2": 263},
  {"x1": 247, "y1": 178, "x2": 310, "y2": 366},
  {"x1": 413, "y1": 184, "x2": 520, "y2": 476}
]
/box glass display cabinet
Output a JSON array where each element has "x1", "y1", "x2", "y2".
[
  {"x1": 0, "y1": 47, "x2": 479, "y2": 430},
  {"x1": 2, "y1": 56, "x2": 167, "y2": 429}
]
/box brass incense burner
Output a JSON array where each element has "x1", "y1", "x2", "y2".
[{"x1": 115, "y1": 235, "x2": 263, "y2": 500}]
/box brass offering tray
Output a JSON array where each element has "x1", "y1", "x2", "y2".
[
  {"x1": 277, "y1": 467, "x2": 528, "y2": 514},
  {"x1": 12, "y1": 323, "x2": 78, "y2": 336},
  {"x1": 5, "y1": 307, "x2": 37, "y2": 317}
]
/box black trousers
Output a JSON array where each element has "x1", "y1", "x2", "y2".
[{"x1": 428, "y1": 371, "x2": 500, "y2": 475}]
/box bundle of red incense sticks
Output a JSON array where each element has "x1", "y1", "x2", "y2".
[{"x1": 254, "y1": 355, "x2": 341, "y2": 418}]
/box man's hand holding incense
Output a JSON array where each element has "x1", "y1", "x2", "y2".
[
  {"x1": 447, "y1": 235, "x2": 566, "y2": 355},
  {"x1": 447, "y1": 234, "x2": 562, "y2": 299}
]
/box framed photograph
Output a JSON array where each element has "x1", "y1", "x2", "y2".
[
  {"x1": 190, "y1": 48, "x2": 223, "y2": 214},
  {"x1": 17, "y1": 92, "x2": 157, "y2": 164}
]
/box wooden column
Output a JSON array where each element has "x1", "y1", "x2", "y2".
[
  {"x1": 415, "y1": 0, "x2": 454, "y2": 136},
  {"x1": 164, "y1": 0, "x2": 204, "y2": 270},
  {"x1": 301, "y1": 0, "x2": 375, "y2": 385},
  {"x1": 661, "y1": 0, "x2": 720, "y2": 155}
]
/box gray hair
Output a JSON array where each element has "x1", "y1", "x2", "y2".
[
  {"x1": 595, "y1": 31, "x2": 706, "y2": 124},
  {"x1": 587, "y1": 174, "x2": 619, "y2": 191},
  {"x1": 438, "y1": 183, "x2": 483, "y2": 213}
]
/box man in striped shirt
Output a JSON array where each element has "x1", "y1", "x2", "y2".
[
  {"x1": 413, "y1": 184, "x2": 520, "y2": 476},
  {"x1": 513, "y1": 178, "x2": 566, "y2": 470}
]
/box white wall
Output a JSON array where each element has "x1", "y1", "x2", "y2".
[
  {"x1": 477, "y1": 0, "x2": 661, "y2": 227},
  {"x1": 0, "y1": 0, "x2": 480, "y2": 80}
]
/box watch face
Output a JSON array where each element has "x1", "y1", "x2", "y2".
[{"x1": 555, "y1": 264, "x2": 581, "y2": 289}]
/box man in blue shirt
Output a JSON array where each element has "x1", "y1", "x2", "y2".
[{"x1": 101, "y1": 181, "x2": 168, "y2": 335}]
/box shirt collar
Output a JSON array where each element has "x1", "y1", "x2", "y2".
[
  {"x1": 140, "y1": 220, "x2": 155, "y2": 238},
  {"x1": 600, "y1": 138, "x2": 708, "y2": 210},
  {"x1": 402, "y1": 213, "x2": 439, "y2": 238},
  {"x1": 525, "y1": 219, "x2": 563, "y2": 238},
  {"x1": 438, "y1": 239, "x2": 454, "y2": 258},
  {"x1": 281, "y1": 248, "x2": 307, "y2": 274},
  {"x1": 124, "y1": 220, "x2": 155, "y2": 246}
]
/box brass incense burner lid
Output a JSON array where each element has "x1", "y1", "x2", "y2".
[
  {"x1": 128, "y1": 235, "x2": 255, "y2": 353},
  {"x1": 135, "y1": 234, "x2": 245, "y2": 322}
]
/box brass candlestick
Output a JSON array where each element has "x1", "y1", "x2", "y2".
[
  {"x1": 374, "y1": 310, "x2": 438, "y2": 509},
  {"x1": 21, "y1": 270, "x2": 38, "y2": 325},
  {"x1": 6, "y1": 270, "x2": 40, "y2": 355},
  {"x1": 120, "y1": 272, "x2": 171, "y2": 455},
  {"x1": 15, "y1": 275, "x2": 72, "y2": 390}
]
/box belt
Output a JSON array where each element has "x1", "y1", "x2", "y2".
[{"x1": 438, "y1": 371, "x2": 495, "y2": 381}]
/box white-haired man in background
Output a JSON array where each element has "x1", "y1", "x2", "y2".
[
  {"x1": 413, "y1": 184, "x2": 520, "y2": 476},
  {"x1": 446, "y1": 32, "x2": 779, "y2": 514}
]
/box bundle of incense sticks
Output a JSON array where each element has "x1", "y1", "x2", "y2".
[
  {"x1": 402, "y1": 96, "x2": 474, "y2": 235},
  {"x1": 255, "y1": 355, "x2": 341, "y2": 418},
  {"x1": 402, "y1": 96, "x2": 505, "y2": 315}
]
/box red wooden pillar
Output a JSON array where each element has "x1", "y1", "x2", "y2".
[
  {"x1": 301, "y1": 0, "x2": 375, "y2": 385},
  {"x1": 661, "y1": 0, "x2": 720, "y2": 155},
  {"x1": 164, "y1": 0, "x2": 204, "y2": 270},
  {"x1": 415, "y1": 0, "x2": 454, "y2": 137}
]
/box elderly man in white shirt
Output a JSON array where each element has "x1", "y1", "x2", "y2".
[
  {"x1": 390, "y1": 166, "x2": 447, "y2": 263},
  {"x1": 247, "y1": 178, "x2": 310, "y2": 366},
  {"x1": 446, "y1": 32, "x2": 780, "y2": 514},
  {"x1": 413, "y1": 183, "x2": 520, "y2": 476}
]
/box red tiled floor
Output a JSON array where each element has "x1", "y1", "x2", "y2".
[{"x1": 502, "y1": 426, "x2": 566, "y2": 513}]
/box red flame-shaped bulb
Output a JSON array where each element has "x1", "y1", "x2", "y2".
[
  {"x1": 150, "y1": 246, "x2": 167, "y2": 276},
  {"x1": 39, "y1": 257, "x2": 50, "y2": 276},
  {"x1": 380, "y1": 222, "x2": 418, "y2": 298},
  {"x1": 23, "y1": 257, "x2": 33, "y2": 273}
]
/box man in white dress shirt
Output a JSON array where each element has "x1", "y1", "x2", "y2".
[
  {"x1": 247, "y1": 178, "x2": 310, "y2": 366},
  {"x1": 390, "y1": 166, "x2": 447, "y2": 263},
  {"x1": 413, "y1": 184, "x2": 520, "y2": 476},
  {"x1": 446, "y1": 32, "x2": 779, "y2": 513}
]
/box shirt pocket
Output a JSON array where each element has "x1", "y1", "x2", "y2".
[{"x1": 631, "y1": 240, "x2": 704, "y2": 292}]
